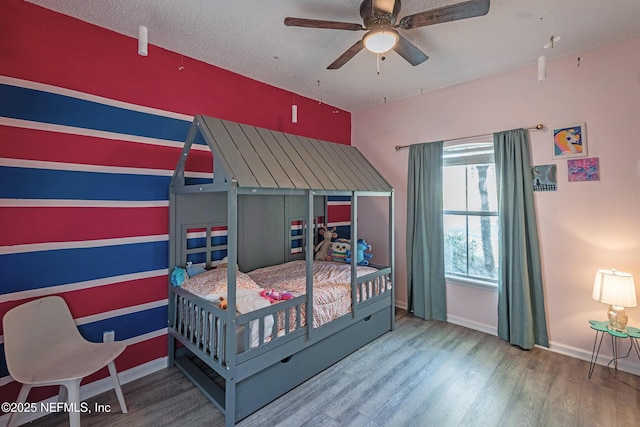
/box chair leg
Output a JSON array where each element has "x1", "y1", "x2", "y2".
[
  {"x1": 66, "y1": 379, "x2": 82, "y2": 427},
  {"x1": 58, "y1": 384, "x2": 68, "y2": 403},
  {"x1": 7, "y1": 384, "x2": 32, "y2": 427},
  {"x1": 107, "y1": 361, "x2": 128, "y2": 413}
]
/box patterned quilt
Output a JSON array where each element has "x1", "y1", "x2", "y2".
[{"x1": 247, "y1": 260, "x2": 379, "y2": 329}]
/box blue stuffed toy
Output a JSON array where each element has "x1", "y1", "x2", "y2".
[
  {"x1": 170, "y1": 267, "x2": 188, "y2": 287},
  {"x1": 345, "y1": 238, "x2": 373, "y2": 266},
  {"x1": 186, "y1": 261, "x2": 205, "y2": 278}
]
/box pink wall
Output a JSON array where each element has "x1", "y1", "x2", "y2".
[{"x1": 353, "y1": 36, "x2": 640, "y2": 372}]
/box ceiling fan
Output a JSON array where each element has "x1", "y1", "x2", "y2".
[{"x1": 284, "y1": 0, "x2": 490, "y2": 69}]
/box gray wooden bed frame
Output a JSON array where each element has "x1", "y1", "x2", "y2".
[{"x1": 168, "y1": 115, "x2": 394, "y2": 426}]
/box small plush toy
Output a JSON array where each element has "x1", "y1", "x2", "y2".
[
  {"x1": 314, "y1": 227, "x2": 337, "y2": 261},
  {"x1": 260, "y1": 289, "x2": 277, "y2": 303},
  {"x1": 260, "y1": 289, "x2": 294, "y2": 303},
  {"x1": 170, "y1": 267, "x2": 188, "y2": 287},
  {"x1": 186, "y1": 261, "x2": 206, "y2": 278},
  {"x1": 331, "y1": 238, "x2": 350, "y2": 263},
  {"x1": 279, "y1": 292, "x2": 294, "y2": 301},
  {"x1": 347, "y1": 238, "x2": 373, "y2": 266},
  {"x1": 218, "y1": 296, "x2": 228, "y2": 310}
]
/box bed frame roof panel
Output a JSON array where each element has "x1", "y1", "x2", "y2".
[{"x1": 188, "y1": 115, "x2": 392, "y2": 193}]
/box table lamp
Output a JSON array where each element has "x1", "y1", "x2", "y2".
[{"x1": 592, "y1": 269, "x2": 637, "y2": 332}]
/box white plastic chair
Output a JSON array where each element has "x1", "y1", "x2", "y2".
[{"x1": 3, "y1": 296, "x2": 128, "y2": 427}]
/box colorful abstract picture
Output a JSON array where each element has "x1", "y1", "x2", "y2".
[
  {"x1": 568, "y1": 157, "x2": 599, "y2": 182},
  {"x1": 553, "y1": 122, "x2": 587, "y2": 159},
  {"x1": 532, "y1": 164, "x2": 557, "y2": 191}
]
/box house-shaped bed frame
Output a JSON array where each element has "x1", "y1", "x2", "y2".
[{"x1": 168, "y1": 115, "x2": 394, "y2": 426}]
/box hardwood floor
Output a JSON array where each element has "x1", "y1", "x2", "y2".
[{"x1": 32, "y1": 312, "x2": 640, "y2": 426}]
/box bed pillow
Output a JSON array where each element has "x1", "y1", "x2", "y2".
[{"x1": 181, "y1": 267, "x2": 261, "y2": 298}]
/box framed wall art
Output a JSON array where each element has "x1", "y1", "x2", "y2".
[
  {"x1": 553, "y1": 122, "x2": 587, "y2": 159},
  {"x1": 532, "y1": 164, "x2": 557, "y2": 191},
  {"x1": 568, "y1": 157, "x2": 600, "y2": 182}
]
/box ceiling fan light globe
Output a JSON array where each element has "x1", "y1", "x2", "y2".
[{"x1": 363, "y1": 29, "x2": 399, "y2": 53}]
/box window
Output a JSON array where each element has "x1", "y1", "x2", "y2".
[{"x1": 443, "y1": 139, "x2": 498, "y2": 285}]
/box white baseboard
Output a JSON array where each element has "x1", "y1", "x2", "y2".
[
  {"x1": 1, "y1": 357, "x2": 168, "y2": 426},
  {"x1": 446, "y1": 315, "x2": 640, "y2": 377},
  {"x1": 394, "y1": 301, "x2": 408, "y2": 311},
  {"x1": 542, "y1": 340, "x2": 640, "y2": 376},
  {"x1": 447, "y1": 314, "x2": 498, "y2": 336}
]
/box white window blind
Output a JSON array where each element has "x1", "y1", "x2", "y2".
[{"x1": 443, "y1": 136, "x2": 494, "y2": 166}]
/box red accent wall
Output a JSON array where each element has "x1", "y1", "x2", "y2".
[
  {"x1": 0, "y1": 0, "x2": 351, "y2": 410},
  {"x1": 0, "y1": 0, "x2": 351, "y2": 144}
]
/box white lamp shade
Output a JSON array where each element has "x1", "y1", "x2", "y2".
[
  {"x1": 592, "y1": 269, "x2": 637, "y2": 307},
  {"x1": 138, "y1": 25, "x2": 148, "y2": 56},
  {"x1": 363, "y1": 29, "x2": 399, "y2": 54}
]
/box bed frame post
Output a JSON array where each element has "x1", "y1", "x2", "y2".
[
  {"x1": 390, "y1": 189, "x2": 395, "y2": 330},
  {"x1": 350, "y1": 191, "x2": 358, "y2": 318},
  {"x1": 226, "y1": 182, "x2": 238, "y2": 424},
  {"x1": 305, "y1": 190, "x2": 315, "y2": 339}
]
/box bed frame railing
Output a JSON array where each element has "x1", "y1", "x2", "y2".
[{"x1": 168, "y1": 264, "x2": 392, "y2": 377}]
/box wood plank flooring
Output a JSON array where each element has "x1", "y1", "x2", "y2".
[{"x1": 32, "y1": 312, "x2": 640, "y2": 426}]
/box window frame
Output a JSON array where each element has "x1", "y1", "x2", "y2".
[{"x1": 442, "y1": 138, "x2": 498, "y2": 290}]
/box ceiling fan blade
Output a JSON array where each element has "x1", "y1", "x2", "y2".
[
  {"x1": 393, "y1": 34, "x2": 429, "y2": 66},
  {"x1": 373, "y1": 0, "x2": 398, "y2": 15},
  {"x1": 284, "y1": 17, "x2": 364, "y2": 31},
  {"x1": 398, "y1": 0, "x2": 490, "y2": 30},
  {"x1": 327, "y1": 39, "x2": 365, "y2": 69}
]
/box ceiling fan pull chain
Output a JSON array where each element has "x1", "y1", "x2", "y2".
[{"x1": 377, "y1": 52, "x2": 380, "y2": 74}]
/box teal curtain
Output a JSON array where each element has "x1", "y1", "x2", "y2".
[
  {"x1": 407, "y1": 142, "x2": 446, "y2": 321},
  {"x1": 493, "y1": 129, "x2": 549, "y2": 349}
]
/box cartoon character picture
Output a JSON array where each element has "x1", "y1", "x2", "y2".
[{"x1": 553, "y1": 123, "x2": 587, "y2": 159}]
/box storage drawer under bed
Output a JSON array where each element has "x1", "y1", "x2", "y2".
[{"x1": 233, "y1": 304, "x2": 392, "y2": 421}]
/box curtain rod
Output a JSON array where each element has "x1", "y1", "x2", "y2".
[{"x1": 394, "y1": 124, "x2": 545, "y2": 151}]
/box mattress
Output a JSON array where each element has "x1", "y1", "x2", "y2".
[{"x1": 247, "y1": 260, "x2": 380, "y2": 329}]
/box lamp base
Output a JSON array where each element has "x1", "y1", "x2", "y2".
[{"x1": 606, "y1": 305, "x2": 628, "y2": 333}]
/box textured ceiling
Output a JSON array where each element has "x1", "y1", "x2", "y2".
[{"x1": 28, "y1": 0, "x2": 640, "y2": 112}]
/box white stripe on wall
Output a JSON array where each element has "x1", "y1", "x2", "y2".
[
  {"x1": 1, "y1": 157, "x2": 174, "y2": 176},
  {"x1": 0, "y1": 234, "x2": 169, "y2": 255},
  {"x1": 0, "y1": 75, "x2": 193, "y2": 122},
  {"x1": 124, "y1": 328, "x2": 168, "y2": 346},
  {"x1": 0, "y1": 199, "x2": 169, "y2": 208},
  {"x1": 327, "y1": 221, "x2": 351, "y2": 227},
  {"x1": 0, "y1": 117, "x2": 210, "y2": 152},
  {"x1": 186, "y1": 229, "x2": 228, "y2": 239},
  {"x1": 0, "y1": 157, "x2": 211, "y2": 179}
]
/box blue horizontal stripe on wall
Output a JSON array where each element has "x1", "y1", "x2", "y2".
[
  {"x1": 0, "y1": 83, "x2": 192, "y2": 143},
  {"x1": 185, "y1": 177, "x2": 213, "y2": 185},
  {"x1": 186, "y1": 250, "x2": 227, "y2": 265},
  {"x1": 77, "y1": 306, "x2": 167, "y2": 343},
  {"x1": 0, "y1": 241, "x2": 168, "y2": 294},
  {"x1": 194, "y1": 129, "x2": 208, "y2": 146},
  {"x1": 328, "y1": 195, "x2": 352, "y2": 202},
  {"x1": 334, "y1": 225, "x2": 351, "y2": 239},
  {"x1": 186, "y1": 235, "x2": 228, "y2": 250},
  {"x1": 0, "y1": 167, "x2": 171, "y2": 201}
]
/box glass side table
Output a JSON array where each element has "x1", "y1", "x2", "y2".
[{"x1": 588, "y1": 320, "x2": 640, "y2": 378}]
